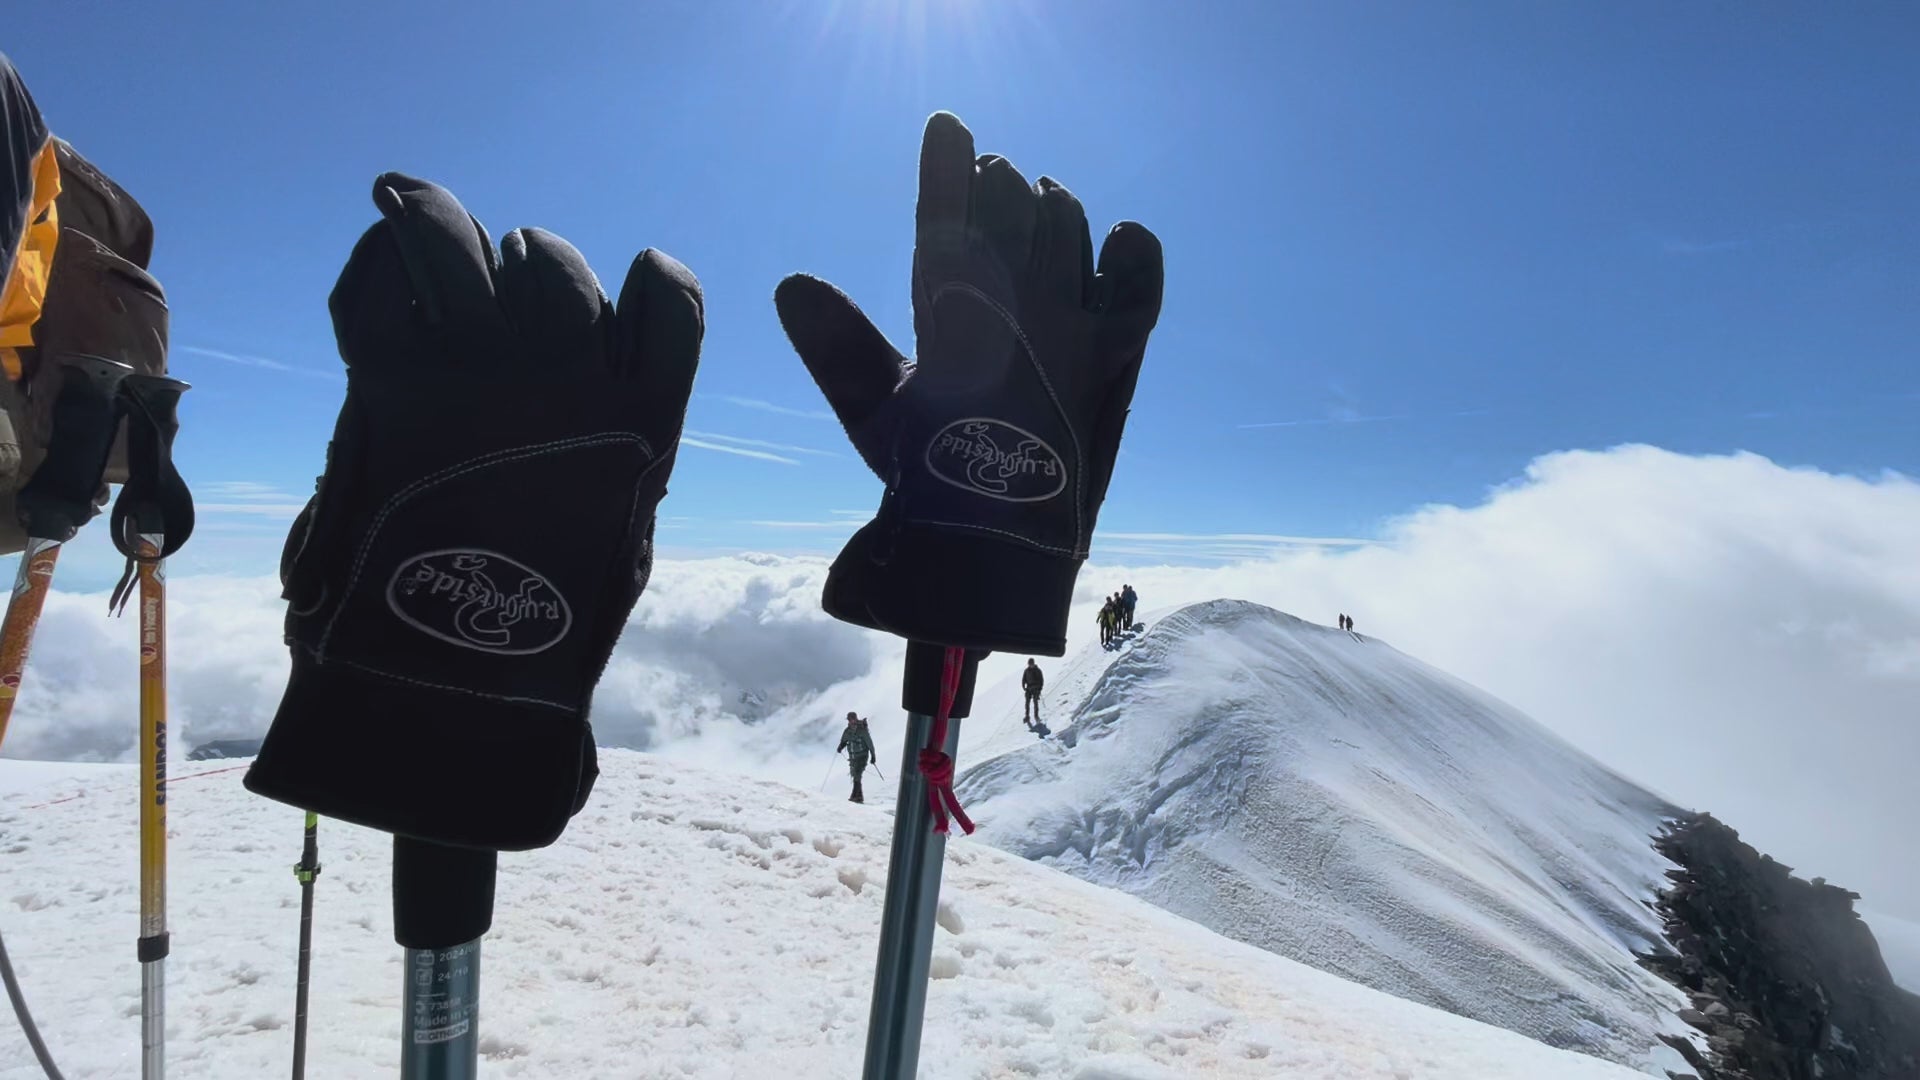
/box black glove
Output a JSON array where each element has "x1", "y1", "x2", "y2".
[
  {"x1": 775, "y1": 112, "x2": 1163, "y2": 657},
  {"x1": 245, "y1": 174, "x2": 703, "y2": 851}
]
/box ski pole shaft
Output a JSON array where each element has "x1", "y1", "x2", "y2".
[
  {"x1": 401, "y1": 940, "x2": 481, "y2": 1080},
  {"x1": 861, "y1": 708, "x2": 956, "y2": 1080},
  {"x1": 291, "y1": 813, "x2": 320, "y2": 1080},
  {"x1": 136, "y1": 533, "x2": 168, "y2": 1080},
  {"x1": 0, "y1": 539, "x2": 61, "y2": 750},
  {"x1": 394, "y1": 838, "x2": 493, "y2": 1080}
]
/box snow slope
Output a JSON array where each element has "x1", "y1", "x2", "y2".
[
  {"x1": 956, "y1": 600, "x2": 1693, "y2": 1073},
  {"x1": 0, "y1": 755, "x2": 1650, "y2": 1079}
]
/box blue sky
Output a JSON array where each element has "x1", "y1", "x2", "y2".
[{"x1": 8, "y1": 0, "x2": 1917, "y2": 587}]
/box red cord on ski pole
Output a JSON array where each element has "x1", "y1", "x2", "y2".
[{"x1": 915, "y1": 647, "x2": 974, "y2": 836}]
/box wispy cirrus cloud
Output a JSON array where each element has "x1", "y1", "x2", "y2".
[
  {"x1": 196, "y1": 481, "x2": 309, "y2": 521},
  {"x1": 683, "y1": 430, "x2": 840, "y2": 460},
  {"x1": 1100, "y1": 531, "x2": 1371, "y2": 547},
  {"x1": 707, "y1": 394, "x2": 834, "y2": 422},
  {"x1": 1238, "y1": 407, "x2": 1489, "y2": 430},
  {"x1": 740, "y1": 520, "x2": 861, "y2": 530},
  {"x1": 681, "y1": 438, "x2": 800, "y2": 465},
  {"x1": 177, "y1": 345, "x2": 344, "y2": 382}
]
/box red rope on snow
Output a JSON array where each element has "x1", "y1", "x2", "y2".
[{"x1": 917, "y1": 646, "x2": 974, "y2": 836}]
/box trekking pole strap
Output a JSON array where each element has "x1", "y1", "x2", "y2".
[{"x1": 108, "y1": 374, "x2": 191, "y2": 616}]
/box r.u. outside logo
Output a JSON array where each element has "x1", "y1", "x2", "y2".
[
  {"x1": 925, "y1": 418, "x2": 1067, "y2": 503},
  {"x1": 386, "y1": 549, "x2": 572, "y2": 655}
]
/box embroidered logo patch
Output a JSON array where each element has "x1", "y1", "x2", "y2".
[
  {"x1": 926, "y1": 418, "x2": 1068, "y2": 503},
  {"x1": 387, "y1": 550, "x2": 572, "y2": 655}
]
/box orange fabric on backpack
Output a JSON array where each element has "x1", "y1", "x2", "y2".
[{"x1": 0, "y1": 138, "x2": 61, "y2": 380}]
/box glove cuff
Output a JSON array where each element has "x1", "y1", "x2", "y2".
[
  {"x1": 244, "y1": 648, "x2": 596, "y2": 851},
  {"x1": 824, "y1": 519, "x2": 1078, "y2": 656}
]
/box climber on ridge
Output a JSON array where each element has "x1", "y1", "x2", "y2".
[
  {"x1": 1022, "y1": 659, "x2": 1044, "y2": 730},
  {"x1": 836, "y1": 712, "x2": 875, "y2": 804}
]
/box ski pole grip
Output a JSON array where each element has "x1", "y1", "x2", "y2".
[
  {"x1": 902, "y1": 641, "x2": 983, "y2": 718},
  {"x1": 121, "y1": 373, "x2": 187, "y2": 452},
  {"x1": 110, "y1": 372, "x2": 193, "y2": 552},
  {"x1": 15, "y1": 354, "x2": 133, "y2": 541},
  {"x1": 392, "y1": 836, "x2": 497, "y2": 950}
]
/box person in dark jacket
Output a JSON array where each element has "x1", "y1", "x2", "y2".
[
  {"x1": 1021, "y1": 659, "x2": 1044, "y2": 728},
  {"x1": 1121, "y1": 584, "x2": 1137, "y2": 627},
  {"x1": 836, "y1": 711, "x2": 876, "y2": 803}
]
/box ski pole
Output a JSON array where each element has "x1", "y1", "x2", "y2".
[
  {"x1": 863, "y1": 643, "x2": 978, "y2": 1080},
  {"x1": 869, "y1": 759, "x2": 883, "y2": 783},
  {"x1": 134, "y1": 529, "x2": 167, "y2": 1080},
  {"x1": 0, "y1": 355, "x2": 132, "y2": 751},
  {"x1": 394, "y1": 837, "x2": 493, "y2": 1080},
  {"x1": 110, "y1": 372, "x2": 191, "y2": 1080},
  {"x1": 291, "y1": 813, "x2": 321, "y2": 1080}
]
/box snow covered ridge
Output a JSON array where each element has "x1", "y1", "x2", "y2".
[
  {"x1": 957, "y1": 599, "x2": 1697, "y2": 1074},
  {"x1": 0, "y1": 756, "x2": 1649, "y2": 1079}
]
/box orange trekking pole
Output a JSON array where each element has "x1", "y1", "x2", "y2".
[{"x1": 0, "y1": 354, "x2": 133, "y2": 750}]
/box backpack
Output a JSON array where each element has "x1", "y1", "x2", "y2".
[{"x1": 0, "y1": 138, "x2": 166, "y2": 555}]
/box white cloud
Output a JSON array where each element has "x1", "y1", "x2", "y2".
[
  {"x1": 1099, "y1": 531, "x2": 1370, "y2": 546},
  {"x1": 1073, "y1": 445, "x2": 1920, "y2": 920},
  {"x1": 1, "y1": 444, "x2": 1913, "y2": 925},
  {"x1": 176, "y1": 345, "x2": 344, "y2": 382},
  {"x1": 680, "y1": 437, "x2": 800, "y2": 465},
  {"x1": 707, "y1": 394, "x2": 834, "y2": 422},
  {"x1": 684, "y1": 431, "x2": 840, "y2": 459}
]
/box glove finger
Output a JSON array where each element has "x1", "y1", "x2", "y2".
[
  {"x1": 613, "y1": 248, "x2": 704, "y2": 446},
  {"x1": 499, "y1": 226, "x2": 612, "y2": 378},
  {"x1": 974, "y1": 154, "x2": 1035, "y2": 276},
  {"x1": 329, "y1": 222, "x2": 420, "y2": 372},
  {"x1": 916, "y1": 112, "x2": 976, "y2": 257},
  {"x1": 1033, "y1": 176, "x2": 1093, "y2": 305},
  {"x1": 1093, "y1": 221, "x2": 1164, "y2": 348},
  {"x1": 361, "y1": 173, "x2": 508, "y2": 370},
  {"x1": 774, "y1": 273, "x2": 905, "y2": 477}
]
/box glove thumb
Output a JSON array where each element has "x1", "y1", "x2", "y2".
[{"x1": 773, "y1": 274, "x2": 906, "y2": 479}]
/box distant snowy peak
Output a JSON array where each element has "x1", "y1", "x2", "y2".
[{"x1": 959, "y1": 599, "x2": 1694, "y2": 1075}]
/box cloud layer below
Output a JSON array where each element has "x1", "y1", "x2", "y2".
[{"x1": 3, "y1": 444, "x2": 1915, "y2": 920}]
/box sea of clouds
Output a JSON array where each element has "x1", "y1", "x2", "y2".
[{"x1": 3, "y1": 444, "x2": 1916, "y2": 921}]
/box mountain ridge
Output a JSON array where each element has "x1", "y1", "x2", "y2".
[{"x1": 959, "y1": 598, "x2": 1694, "y2": 1072}]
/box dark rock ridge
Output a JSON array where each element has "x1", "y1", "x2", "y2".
[
  {"x1": 186, "y1": 737, "x2": 264, "y2": 761},
  {"x1": 1642, "y1": 813, "x2": 1920, "y2": 1080}
]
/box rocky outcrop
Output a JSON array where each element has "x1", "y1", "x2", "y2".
[
  {"x1": 1642, "y1": 813, "x2": 1920, "y2": 1080},
  {"x1": 185, "y1": 737, "x2": 263, "y2": 761}
]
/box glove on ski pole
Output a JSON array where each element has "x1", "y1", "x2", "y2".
[
  {"x1": 775, "y1": 112, "x2": 1164, "y2": 657},
  {"x1": 246, "y1": 174, "x2": 703, "y2": 851}
]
